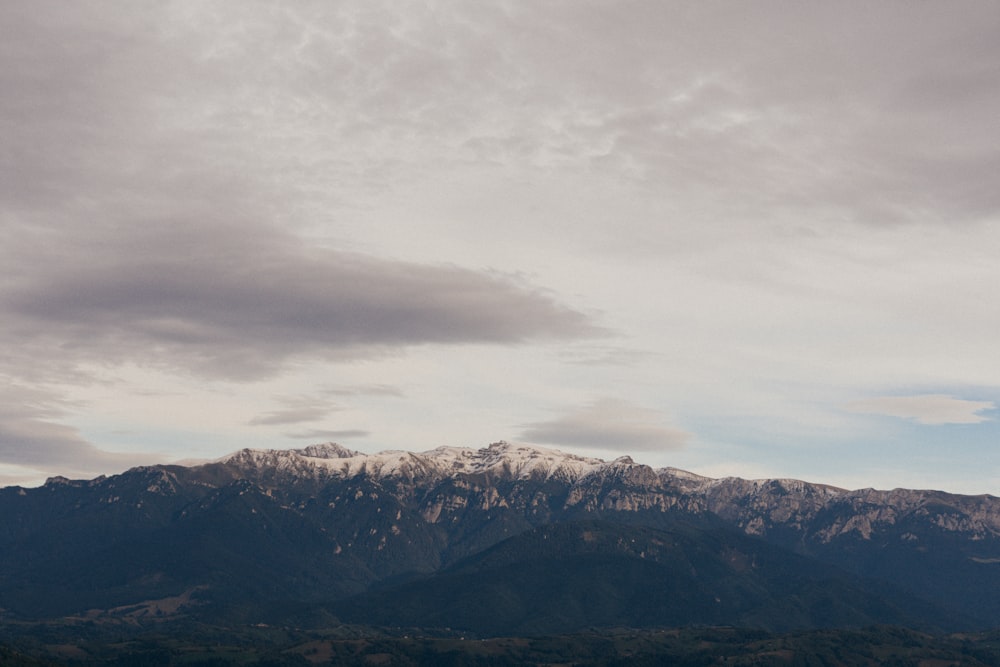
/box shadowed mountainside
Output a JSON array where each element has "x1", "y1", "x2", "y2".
[{"x1": 1, "y1": 441, "x2": 998, "y2": 635}]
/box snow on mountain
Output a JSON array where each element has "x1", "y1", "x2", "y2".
[
  {"x1": 216, "y1": 440, "x2": 846, "y2": 494},
  {"x1": 213, "y1": 441, "x2": 1000, "y2": 544},
  {"x1": 438, "y1": 441, "x2": 607, "y2": 480},
  {"x1": 296, "y1": 443, "x2": 362, "y2": 459},
  {"x1": 220, "y1": 441, "x2": 609, "y2": 484}
]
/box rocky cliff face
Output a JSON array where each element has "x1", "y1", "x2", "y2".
[
  {"x1": 695, "y1": 474, "x2": 1000, "y2": 544},
  {"x1": 209, "y1": 440, "x2": 1000, "y2": 551}
]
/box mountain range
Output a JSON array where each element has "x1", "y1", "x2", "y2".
[{"x1": 2, "y1": 441, "x2": 999, "y2": 637}]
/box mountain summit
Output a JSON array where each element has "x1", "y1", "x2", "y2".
[{"x1": 222, "y1": 441, "x2": 624, "y2": 484}]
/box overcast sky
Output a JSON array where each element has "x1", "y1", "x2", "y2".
[{"x1": 3, "y1": 1, "x2": 999, "y2": 493}]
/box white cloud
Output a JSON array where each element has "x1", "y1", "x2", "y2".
[{"x1": 845, "y1": 394, "x2": 996, "y2": 425}]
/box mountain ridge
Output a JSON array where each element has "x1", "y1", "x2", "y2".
[
  {"x1": 206, "y1": 440, "x2": 1000, "y2": 546},
  {"x1": 3, "y1": 440, "x2": 1000, "y2": 634}
]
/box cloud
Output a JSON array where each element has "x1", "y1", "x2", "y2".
[
  {"x1": 285, "y1": 429, "x2": 369, "y2": 441},
  {"x1": 251, "y1": 386, "x2": 402, "y2": 428},
  {"x1": 1, "y1": 221, "x2": 600, "y2": 382},
  {"x1": 3, "y1": 0, "x2": 1000, "y2": 496},
  {"x1": 1, "y1": 2, "x2": 604, "y2": 387},
  {"x1": 0, "y1": 386, "x2": 157, "y2": 480},
  {"x1": 249, "y1": 407, "x2": 337, "y2": 427},
  {"x1": 845, "y1": 394, "x2": 996, "y2": 425},
  {"x1": 8, "y1": 1, "x2": 999, "y2": 247},
  {"x1": 253, "y1": 389, "x2": 388, "y2": 441},
  {"x1": 323, "y1": 385, "x2": 405, "y2": 398},
  {"x1": 249, "y1": 392, "x2": 349, "y2": 426},
  {"x1": 519, "y1": 398, "x2": 689, "y2": 452}
]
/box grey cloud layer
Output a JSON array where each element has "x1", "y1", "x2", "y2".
[
  {"x1": 249, "y1": 407, "x2": 338, "y2": 428},
  {"x1": 3, "y1": 1, "x2": 999, "y2": 487},
  {"x1": 1, "y1": 1, "x2": 607, "y2": 477},
  {"x1": 8, "y1": 2, "x2": 998, "y2": 237},
  {"x1": 2, "y1": 222, "x2": 597, "y2": 380},
  {"x1": 520, "y1": 399, "x2": 689, "y2": 452},
  {"x1": 285, "y1": 429, "x2": 370, "y2": 441},
  {"x1": 4, "y1": 1, "x2": 605, "y2": 382}
]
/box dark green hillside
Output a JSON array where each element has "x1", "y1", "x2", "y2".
[
  {"x1": 333, "y1": 520, "x2": 952, "y2": 635},
  {"x1": 801, "y1": 499, "x2": 1000, "y2": 625}
]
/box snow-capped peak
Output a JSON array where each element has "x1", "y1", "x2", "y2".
[
  {"x1": 217, "y1": 441, "x2": 613, "y2": 484},
  {"x1": 294, "y1": 443, "x2": 361, "y2": 459},
  {"x1": 434, "y1": 441, "x2": 607, "y2": 481}
]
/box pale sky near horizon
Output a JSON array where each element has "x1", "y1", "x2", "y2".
[{"x1": 3, "y1": 1, "x2": 1000, "y2": 494}]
